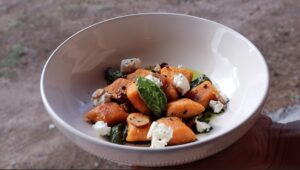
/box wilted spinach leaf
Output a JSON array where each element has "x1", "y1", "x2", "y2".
[
  {"x1": 110, "y1": 123, "x2": 127, "y2": 144},
  {"x1": 104, "y1": 67, "x2": 123, "y2": 84},
  {"x1": 190, "y1": 74, "x2": 211, "y2": 89}
]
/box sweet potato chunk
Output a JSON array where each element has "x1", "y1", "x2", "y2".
[
  {"x1": 126, "y1": 69, "x2": 151, "y2": 82},
  {"x1": 160, "y1": 66, "x2": 193, "y2": 82},
  {"x1": 185, "y1": 81, "x2": 218, "y2": 108},
  {"x1": 85, "y1": 102, "x2": 128, "y2": 126},
  {"x1": 143, "y1": 72, "x2": 177, "y2": 101},
  {"x1": 152, "y1": 72, "x2": 168, "y2": 85},
  {"x1": 126, "y1": 123, "x2": 151, "y2": 142},
  {"x1": 159, "y1": 67, "x2": 183, "y2": 101},
  {"x1": 126, "y1": 83, "x2": 150, "y2": 113},
  {"x1": 164, "y1": 84, "x2": 179, "y2": 101},
  {"x1": 157, "y1": 117, "x2": 196, "y2": 145},
  {"x1": 167, "y1": 98, "x2": 205, "y2": 119},
  {"x1": 126, "y1": 113, "x2": 151, "y2": 142},
  {"x1": 127, "y1": 68, "x2": 179, "y2": 101},
  {"x1": 104, "y1": 78, "x2": 132, "y2": 98},
  {"x1": 160, "y1": 66, "x2": 193, "y2": 101}
]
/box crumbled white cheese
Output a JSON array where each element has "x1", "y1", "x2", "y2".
[
  {"x1": 91, "y1": 89, "x2": 111, "y2": 106},
  {"x1": 177, "y1": 64, "x2": 183, "y2": 68},
  {"x1": 98, "y1": 92, "x2": 111, "y2": 104},
  {"x1": 145, "y1": 74, "x2": 163, "y2": 87},
  {"x1": 120, "y1": 58, "x2": 141, "y2": 73},
  {"x1": 153, "y1": 64, "x2": 161, "y2": 72},
  {"x1": 92, "y1": 121, "x2": 111, "y2": 136},
  {"x1": 147, "y1": 121, "x2": 158, "y2": 139},
  {"x1": 209, "y1": 100, "x2": 224, "y2": 113},
  {"x1": 151, "y1": 138, "x2": 169, "y2": 148},
  {"x1": 147, "y1": 122, "x2": 173, "y2": 148},
  {"x1": 92, "y1": 88, "x2": 105, "y2": 98},
  {"x1": 195, "y1": 118, "x2": 212, "y2": 133},
  {"x1": 173, "y1": 73, "x2": 190, "y2": 95}
]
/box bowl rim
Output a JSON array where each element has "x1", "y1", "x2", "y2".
[{"x1": 40, "y1": 12, "x2": 270, "y2": 151}]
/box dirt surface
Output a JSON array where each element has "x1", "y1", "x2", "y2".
[{"x1": 0, "y1": 0, "x2": 299, "y2": 169}]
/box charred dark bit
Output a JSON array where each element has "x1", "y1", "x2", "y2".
[
  {"x1": 113, "y1": 92, "x2": 136, "y2": 113},
  {"x1": 115, "y1": 93, "x2": 128, "y2": 103},
  {"x1": 160, "y1": 62, "x2": 169, "y2": 68}
]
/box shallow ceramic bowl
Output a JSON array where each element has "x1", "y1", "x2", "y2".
[{"x1": 40, "y1": 13, "x2": 269, "y2": 167}]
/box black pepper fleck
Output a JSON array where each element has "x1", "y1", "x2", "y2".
[{"x1": 183, "y1": 110, "x2": 188, "y2": 114}]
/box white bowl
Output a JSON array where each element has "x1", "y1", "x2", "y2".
[{"x1": 40, "y1": 13, "x2": 269, "y2": 167}]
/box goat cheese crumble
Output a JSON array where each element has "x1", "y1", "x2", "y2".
[
  {"x1": 120, "y1": 58, "x2": 141, "y2": 73},
  {"x1": 147, "y1": 122, "x2": 173, "y2": 148},
  {"x1": 195, "y1": 118, "x2": 212, "y2": 133},
  {"x1": 91, "y1": 89, "x2": 112, "y2": 106},
  {"x1": 92, "y1": 121, "x2": 111, "y2": 136},
  {"x1": 209, "y1": 100, "x2": 224, "y2": 113},
  {"x1": 173, "y1": 73, "x2": 190, "y2": 95},
  {"x1": 145, "y1": 74, "x2": 163, "y2": 87},
  {"x1": 153, "y1": 64, "x2": 161, "y2": 72}
]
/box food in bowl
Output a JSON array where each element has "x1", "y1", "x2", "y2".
[
  {"x1": 85, "y1": 58, "x2": 229, "y2": 148},
  {"x1": 41, "y1": 13, "x2": 269, "y2": 166}
]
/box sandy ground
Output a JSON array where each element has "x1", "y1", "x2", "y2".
[{"x1": 0, "y1": 0, "x2": 299, "y2": 169}]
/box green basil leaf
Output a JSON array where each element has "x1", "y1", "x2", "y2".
[{"x1": 136, "y1": 77, "x2": 167, "y2": 117}]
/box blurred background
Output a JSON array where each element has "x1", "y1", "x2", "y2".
[{"x1": 0, "y1": 0, "x2": 299, "y2": 169}]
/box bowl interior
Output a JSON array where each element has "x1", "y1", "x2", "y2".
[{"x1": 41, "y1": 14, "x2": 268, "y2": 148}]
